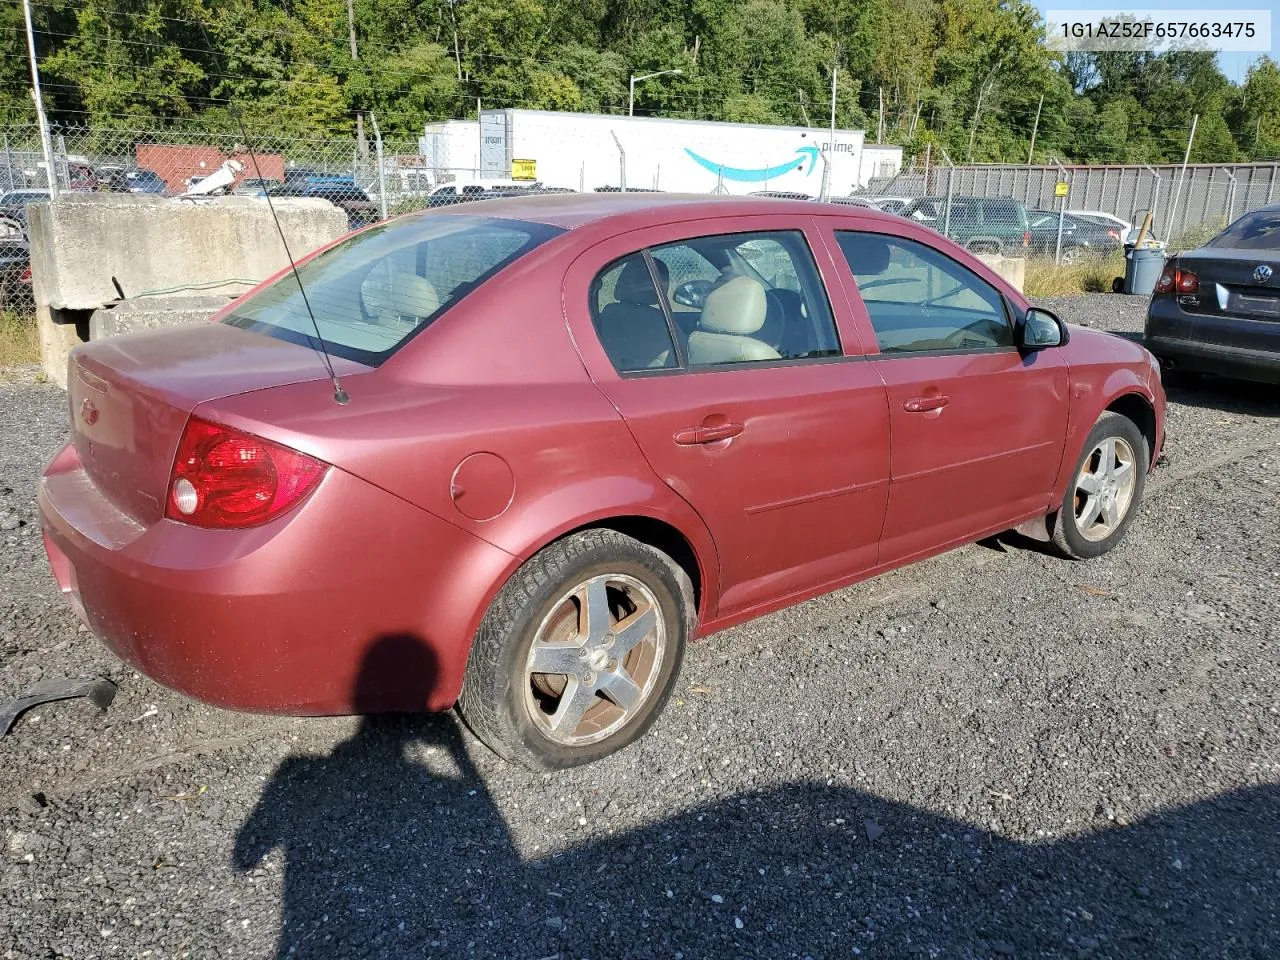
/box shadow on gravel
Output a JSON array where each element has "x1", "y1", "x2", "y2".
[
  {"x1": 1164, "y1": 378, "x2": 1280, "y2": 419},
  {"x1": 236, "y1": 636, "x2": 1280, "y2": 959}
]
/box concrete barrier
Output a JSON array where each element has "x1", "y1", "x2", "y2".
[
  {"x1": 90, "y1": 295, "x2": 233, "y2": 340},
  {"x1": 29, "y1": 194, "x2": 347, "y2": 386},
  {"x1": 974, "y1": 254, "x2": 1026, "y2": 293}
]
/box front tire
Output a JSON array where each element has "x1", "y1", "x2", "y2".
[
  {"x1": 457, "y1": 529, "x2": 692, "y2": 769},
  {"x1": 1051, "y1": 411, "x2": 1149, "y2": 560}
]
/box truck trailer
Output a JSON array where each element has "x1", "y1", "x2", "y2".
[{"x1": 420, "y1": 109, "x2": 901, "y2": 197}]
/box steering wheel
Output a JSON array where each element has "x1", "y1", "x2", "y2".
[
  {"x1": 921, "y1": 283, "x2": 968, "y2": 308},
  {"x1": 940, "y1": 319, "x2": 998, "y2": 349}
]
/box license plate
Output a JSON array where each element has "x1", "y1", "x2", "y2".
[{"x1": 1231, "y1": 292, "x2": 1280, "y2": 318}]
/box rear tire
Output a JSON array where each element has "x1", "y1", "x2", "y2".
[
  {"x1": 457, "y1": 529, "x2": 692, "y2": 769},
  {"x1": 1051, "y1": 411, "x2": 1149, "y2": 560}
]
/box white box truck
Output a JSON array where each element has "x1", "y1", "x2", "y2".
[{"x1": 420, "y1": 110, "x2": 900, "y2": 197}]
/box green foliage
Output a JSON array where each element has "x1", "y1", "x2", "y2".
[{"x1": 9, "y1": 0, "x2": 1272, "y2": 161}]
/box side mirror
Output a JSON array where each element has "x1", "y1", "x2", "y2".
[
  {"x1": 672, "y1": 279, "x2": 712, "y2": 308},
  {"x1": 1019, "y1": 307, "x2": 1068, "y2": 349}
]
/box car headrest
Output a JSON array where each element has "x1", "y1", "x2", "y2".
[
  {"x1": 382, "y1": 273, "x2": 441, "y2": 319},
  {"x1": 700, "y1": 275, "x2": 767, "y2": 335},
  {"x1": 615, "y1": 257, "x2": 668, "y2": 306},
  {"x1": 843, "y1": 235, "x2": 892, "y2": 274}
]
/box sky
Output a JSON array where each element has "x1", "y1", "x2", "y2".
[{"x1": 1032, "y1": 0, "x2": 1279, "y2": 82}]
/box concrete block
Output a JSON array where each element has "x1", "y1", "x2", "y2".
[
  {"x1": 28, "y1": 193, "x2": 345, "y2": 311},
  {"x1": 90, "y1": 295, "x2": 230, "y2": 340},
  {"x1": 975, "y1": 254, "x2": 1026, "y2": 293},
  {"x1": 36, "y1": 304, "x2": 85, "y2": 389}
]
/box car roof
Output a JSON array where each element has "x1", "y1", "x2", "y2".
[{"x1": 429, "y1": 192, "x2": 905, "y2": 231}]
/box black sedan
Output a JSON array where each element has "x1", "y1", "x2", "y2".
[
  {"x1": 1144, "y1": 205, "x2": 1280, "y2": 385},
  {"x1": 1028, "y1": 210, "x2": 1124, "y2": 262}
]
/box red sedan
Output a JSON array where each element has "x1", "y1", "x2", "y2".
[{"x1": 39, "y1": 195, "x2": 1165, "y2": 768}]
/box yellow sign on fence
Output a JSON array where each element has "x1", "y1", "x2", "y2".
[
  {"x1": 1054, "y1": 181, "x2": 1070, "y2": 197},
  {"x1": 512, "y1": 159, "x2": 537, "y2": 181}
]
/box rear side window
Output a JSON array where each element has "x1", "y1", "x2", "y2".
[
  {"x1": 983, "y1": 200, "x2": 1025, "y2": 227},
  {"x1": 1209, "y1": 210, "x2": 1280, "y2": 250},
  {"x1": 224, "y1": 215, "x2": 562, "y2": 365},
  {"x1": 589, "y1": 230, "x2": 841, "y2": 372},
  {"x1": 838, "y1": 231, "x2": 1012, "y2": 354},
  {"x1": 590, "y1": 254, "x2": 678, "y2": 372}
]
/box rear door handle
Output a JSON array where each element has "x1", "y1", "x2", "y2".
[
  {"x1": 674, "y1": 422, "x2": 744, "y2": 445},
  {"x1": 903, "y1": 395, "x2": 950, "y2": 413}
]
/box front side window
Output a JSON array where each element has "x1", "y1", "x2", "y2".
[
  {"x1": 837, "y1": 231, "x2": 1012, "y2": 354},
  {"x1": 224, "y1": 214, "x2": 562, "y2": 365}
]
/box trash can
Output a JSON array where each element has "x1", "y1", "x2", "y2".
[{"x1": 1124, "y1": 246, "x2": 1165, "y2": 296}]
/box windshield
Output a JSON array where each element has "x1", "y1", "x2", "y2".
[
  {"x1": 224, "y1": 214, "x2": 563, "y2": 365},
  {"x1": 1209, "y1": 210, "x2": 1280, "y2": 251}
]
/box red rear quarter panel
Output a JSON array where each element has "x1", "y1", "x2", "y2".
[{"x1": 197, "y1": 236, "x2": 721, "y2": 637}]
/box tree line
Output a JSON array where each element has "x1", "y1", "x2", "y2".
[{"x1": 1, "y1": 0, "x2": 1278, "y2": 163}]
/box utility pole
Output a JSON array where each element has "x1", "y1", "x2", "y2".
[
  {"x1": 877, "y1": 87, "x2": 884, "y2": 143},
  {"x1": 347, "y1": 0, "x2": 366, "y2": 157},
  {"x1": 821, "y1": 44, "x2": 838, "y2": 201},
  {"x1": 1027, "y1": 93, "x2": 1043, "y2": 165},
  {"x1": 1166, "y1": 113, "x2": 1198, "y2": 241},
  {"x1": 21, "y1": 0, "x2": 57, "y2": 198},
  {"x1": 967, "y1": 58, "x2": 1002, "y2": 163}
]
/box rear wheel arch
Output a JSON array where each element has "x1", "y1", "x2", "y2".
[{"x1": 538, "y1": 515, "x2": 708, "y2": 629}]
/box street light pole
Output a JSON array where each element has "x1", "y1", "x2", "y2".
[
  {"x1": 628, "y1": 69, "x2": 683, "y2": 118},
  {"x1": 21, "y1": 0, "x2": 57, "y2": 199}
]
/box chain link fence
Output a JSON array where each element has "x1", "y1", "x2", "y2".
[{"x1": 3, "y1": 120, "x2": 1280, "y2": 316}]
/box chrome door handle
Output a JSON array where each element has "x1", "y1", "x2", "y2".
[{"x1": 903, "y1": 395, "x2": 950, "y2": 413}]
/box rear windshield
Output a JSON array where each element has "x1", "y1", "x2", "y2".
[
  {"x1": 1209, "y1": 210, "x2": 1280, "y2": 251},
  {"x1": 224, "y1": 214, "x2": 562, "y2": 365}
]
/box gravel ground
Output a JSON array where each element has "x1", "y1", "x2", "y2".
[{"x1": 2, "y1": 294, "x2": 1278, "y2": 960}]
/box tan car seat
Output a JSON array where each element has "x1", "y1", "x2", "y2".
[
  {"x1": 363, "y1": 271, "x2": 441, "y2": 326},
  {"x1": 596, "y1": 258, "x2": 674, "y2": 370},
  {"x1": 687, "y1": 275, "x2": 780, "y2": 364}
]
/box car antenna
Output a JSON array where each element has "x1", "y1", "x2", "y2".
[{"x1": 195, "y1": 23, "x2": 348, "y2": 405}]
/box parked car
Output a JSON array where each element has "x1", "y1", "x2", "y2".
[
  {"x1": 103, "y1": 168, "x2": 167, "y2": 194},
  {"x1": 0, "y1": 235, "x2": 30, "y2": 308},
  {"x1": 866, "y1": 196, "x2": 911, "y2": 215},
  {"x1": 826, "y1": 196, "x2": 878, "y2": 208},
  {"x1": 39, "y1": 195, "x2": 1164, "y2": 768},
  {"x1": 0, "y1": 188, "x2": 52, "y2": 229},
  {"x1": 1070, "y1": 210, "x2": 1163, "y2": 248},
  {"x1": 428, "y1": 179, "x2": 544, "y2": 206},
  {"x1": 232, "y1": 177, "x2": 281, "y2": 197},
  {"x1": 900, "y1": 196, "x2": 1031, "y2": 254},
  {"x1": 268, "y1": 177, "x2": 378, "y2": 229},
  {"x1": 749, "y1": 191, "x2": 812, "y2": 200},
  {"x1": 1027, "y1": 210, "x2": 1124, "y2": 262},
  {"x1": 1144, "y1": 204, "x2": 1280, "y2": 384}
]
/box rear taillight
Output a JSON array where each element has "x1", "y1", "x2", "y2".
[
  {"x1": 1023, "y1": 231, "x2": 1031, "y2": 247},
  {"x1": 19, "y1": 267, "x2": 30, "y2": 283},
  {"x1": 165, "y1": 416, "x2": 327, "y2": 529},
  {"x1": 1106, "y1": 229, "x2": 1120, "y2": 240},
  {"x1": 1154, "y1": 264, "x2": 1198, "y2": 295}
]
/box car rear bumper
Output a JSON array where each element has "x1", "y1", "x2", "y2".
[
  {"x1": 39, "y1": 443, "x2": 514, "y2": 715},
  {"x1": 1144, "y1": 298, "x2": 1280, "y2": 384},
  {"x1": 1144, "y1": 334, "x2": 1280, "y2": 385}
]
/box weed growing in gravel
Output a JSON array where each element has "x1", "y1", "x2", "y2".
[{"x1": 0, "y1": 309, "x2": 39, "y2": 372}]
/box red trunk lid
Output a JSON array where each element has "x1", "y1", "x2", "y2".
[{"x1": 67, "y1": 324, "x2": 368, "y2": 525}]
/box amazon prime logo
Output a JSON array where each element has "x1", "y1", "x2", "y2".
[{"x1": 1254, "y1": 264, "x2": 1273, "y2": 285}]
